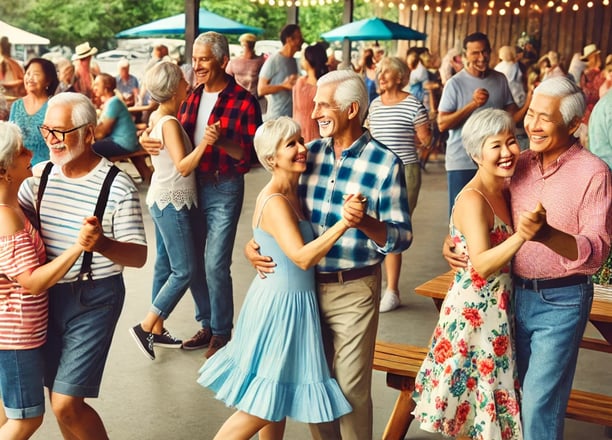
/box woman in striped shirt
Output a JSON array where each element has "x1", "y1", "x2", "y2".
[
  {"x1": 0, "y1": 121, "x2": 90, "y2": 439},
  {"x1": 367, "y1": 56, "x2": 432, "y2": 313}
]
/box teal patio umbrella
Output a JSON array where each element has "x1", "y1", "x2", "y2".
[
  {"x1": 321, "y1": 17, "x2": 426, "y2": 42},
  {"x1": 116, "y1": 9, "x2": 263, "y2": 38}
]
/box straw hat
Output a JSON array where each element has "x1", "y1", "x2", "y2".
[
  {"x1": 580, "y1": 43, "x2": 600, "y2": 61},
  {"x1": 72, "y1": 42, "x2": 98, "y2": 61}
]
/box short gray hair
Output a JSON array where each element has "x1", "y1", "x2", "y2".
[
  {"x1": 0, "y1": 121, "x2": 23, "y2": 171},
  {"x1": 145, "y1": 61, "x2": 184, "y2": 103},
  {"x1": 194, "y1": 32, "x2": 229, "y2": 63},
  {"x1": 46, "y1": 92, "x2": 97, "y2": 143},
  {"x1": 533, "y1": 76, "x2": 586, "y2": 125},
  {"x1": 462, "y1": 108, "x2": 515, "y2": 160},
  {"x1": 254, "y1": 117, "x2": 301, "y2": 172},
  {"x1": 378, "y1": 56, "x2": 409, "y2": 89},
  {"x1": 317, "y1": 70, "x2": 369, "y2": 124}
]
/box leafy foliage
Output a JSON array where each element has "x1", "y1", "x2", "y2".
[{"x1": 2, "y1": 0, "x2": 381, "y2": 50}]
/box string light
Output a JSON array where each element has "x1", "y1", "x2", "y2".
[{"x1": 252, "y1": 0, "x2": 610, "y2": 12}]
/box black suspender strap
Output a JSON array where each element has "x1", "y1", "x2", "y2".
[
  {"x1": 80, "y1": 165, "x2": 121, "y2": 280},
  {"x1": 36, "y1": 162, "x2": 54, "y2": 230}
]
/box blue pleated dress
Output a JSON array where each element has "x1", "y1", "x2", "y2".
[{"x1": 197, "y1": 220, "x2": 352, "y2": 423}]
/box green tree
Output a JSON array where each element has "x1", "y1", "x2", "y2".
[{"x1": 3, "y1": 0, "x2": 383, "y2": 52}]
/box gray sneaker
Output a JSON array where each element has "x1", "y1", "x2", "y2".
[{"x1": 130, "y1": 324, "x2": 155, "y2": 360}]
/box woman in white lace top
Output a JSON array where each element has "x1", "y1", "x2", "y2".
[{"x1": 129, "y1": 61, "x2": 207, "y2": 360}]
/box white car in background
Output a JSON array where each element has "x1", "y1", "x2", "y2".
[{"x1": 95, "y1": 49, "x2": 149, "y2": 79}]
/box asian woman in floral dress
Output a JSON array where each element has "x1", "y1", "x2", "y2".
[{"x1": 412, "y1": 109, "x2": 545, "y2": 440}]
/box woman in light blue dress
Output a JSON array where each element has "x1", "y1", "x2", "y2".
[{"x1": 197, "y1": 117, "x2": 364, "y2": 440}]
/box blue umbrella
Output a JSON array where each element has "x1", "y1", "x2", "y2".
[
  {"x1": 321, "y1": 17, "x2": 426, "y2": 42},
  {"x1": 116, "y1": 9, "x2": 263, "y2": 38}
]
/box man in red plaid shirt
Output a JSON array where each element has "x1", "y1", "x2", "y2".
[{"x1": 142, "y1": 32, "x2": 262, "y2": 358}]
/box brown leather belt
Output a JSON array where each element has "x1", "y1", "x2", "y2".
[
  {"x1": 513, "y1": 274, "x2": 590, "y2": 291},
  {"x1": 316, "y1": 264, "x2": 379, "y2": 284}
]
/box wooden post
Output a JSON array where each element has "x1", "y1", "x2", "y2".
[
  {"x1": 342, "y1": 0, "x2": 354, "y2": 69},
  {"x1": 184, "y1": 0, "x2": 200, "y2": 62},
  {"x1": 287, "y1": 4, "x2": 299, "y2": 24}
]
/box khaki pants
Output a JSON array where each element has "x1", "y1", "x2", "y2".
[{"x1": 309, "y1": 266, "x2": 381, "y2": 440}]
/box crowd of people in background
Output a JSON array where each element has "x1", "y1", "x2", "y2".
[{"x1": 0, "y1": 23, "x2": 611, "y2": 440}]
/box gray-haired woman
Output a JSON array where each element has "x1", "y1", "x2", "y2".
[{"x1": 412, "y1": 108, "x2": 544, "y2": 440}]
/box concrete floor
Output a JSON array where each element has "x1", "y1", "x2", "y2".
[{"x1": 31, "y1": 160, "x2": 611, "y2": 439}]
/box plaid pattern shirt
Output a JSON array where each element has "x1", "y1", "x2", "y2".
[
  {"x1": 299, "y1": 130, "x2": 413, "y2": 272},
  {"x1": 177, "y1": 75, "x2": 262, "y2": 174}
]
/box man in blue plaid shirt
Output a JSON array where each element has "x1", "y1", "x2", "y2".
[{"x1": 250, "y1": 70, "x2": 412, "y2": 439}]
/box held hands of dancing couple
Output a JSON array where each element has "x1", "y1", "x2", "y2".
[
  {"x1": 246, "y1": 192, "x2": 368, "y2": 279},
  {"x1": 443, "y1": 201, "x2": 547, "y2": 272}
]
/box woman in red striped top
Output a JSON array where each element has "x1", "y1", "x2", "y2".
[{"x1": 0, "y1": 121, "x2": 91, "y2": 439}]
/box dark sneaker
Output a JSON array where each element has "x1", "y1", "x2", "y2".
[
  {"x1": 129, "y1": 324, "x2": 155, "y2": 360},
  {"x1": 153, "y1": 328, "x2": 182, "y2": 348},
  {"x1": 182, "y1": 327, "x2": 212, "y2": 350},
  {"x1": 204, "y1": 335, "x2": 230, "y2": 359}
]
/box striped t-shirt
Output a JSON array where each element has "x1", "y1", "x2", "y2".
[
  {"x1": 367, "y1": 95, "x2": 429, "y2": 165},
  {"x1": 0, "y1": 216, "x2": 48, "y2": 349},
  {"x1": 18, "y1": 158, "x2": 147, "y2": 282}
]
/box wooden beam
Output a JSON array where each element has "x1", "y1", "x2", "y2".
[
  {"x1": 287, "y1": 5, "x2": 299, "y2": 24},
  {"x1": 184, "y1": 0, "x2": 199, "y2": 61},
  {"x1": 342, "y1": 0, "x2": 354, "y2": 68}
]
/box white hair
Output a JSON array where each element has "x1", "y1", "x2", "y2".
[
  {"x1": 254, "y1": 117, "x2": 301, "y2": 172},
  {"x1": 317, "y1": 70, "x2": 369, "y2": 124}
]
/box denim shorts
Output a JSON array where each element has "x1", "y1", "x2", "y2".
[
  {"x1": 44, "y1": 274, "x2": 125, "y2": 398},
  {"x1": 0, "y1": 347, "x2": 45, "y2": 419}
]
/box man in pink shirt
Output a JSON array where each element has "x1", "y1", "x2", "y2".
[{"x1": 446, "y1": 76, "x2": 611, "y2": 440}]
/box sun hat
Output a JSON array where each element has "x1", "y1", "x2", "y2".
[
  {"x1": 72, "y1": 42, "x2": 98, "y2": 61},
  {"x1": 606, "y1": 54, "x2": 612, "y2": 66},
  {"x1": 580, "y1": 43, "x2": 600, "y2": 61},
  {"x1": 239, "y1": 33, "x2": 257, "y2": 44}
]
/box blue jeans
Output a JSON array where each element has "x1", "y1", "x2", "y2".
[
  {"x1": 446, "y1": 169, "x2": 476, "y2": 217},
  {"x1": 191, "y1": 173, "x2": 244, "y2": 336},
  {"x1": 0, "y1": 348, "x2": 45, "y2": 419},
  {"x1": 514, "y1": 281, "x2": 593, "y2": 440},
  {"x1": 150, "y1": 203, "x2": 199, "y2": 319}
]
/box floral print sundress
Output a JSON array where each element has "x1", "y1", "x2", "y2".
[{"x1": 413, "y1": 190, "x2": 522, "y2": 440}]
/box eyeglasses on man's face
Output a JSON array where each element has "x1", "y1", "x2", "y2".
[{"x1": 38, "y1": 124, "x2": 88, "y2": 142}]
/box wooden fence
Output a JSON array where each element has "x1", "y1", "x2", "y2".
[{"x1": 395, "y1": 1, "x2": 611, "y2": 68}]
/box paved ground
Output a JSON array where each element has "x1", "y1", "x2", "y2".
[{"x1": 31, "y1": 160, "x2": 612, "y2": 439}]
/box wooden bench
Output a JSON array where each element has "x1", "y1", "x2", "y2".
[
  {"x1": 374, "y1": 340, "x2": 612, "y2": 440},
  {"x1": 373, "y1": 341, "x2": 428, "y2": 440},
  {"x1": 108, "y1": 149, "x2": 152, "y2": 185}
]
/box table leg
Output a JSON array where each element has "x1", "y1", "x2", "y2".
[
  {"x1": 382, "y1": 389, "x2": 416, "y2": 440},
  {"x1": 591, "y1": 321, "x2": 612, "y2": 345}
]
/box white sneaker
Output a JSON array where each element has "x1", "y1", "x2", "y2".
[{"x1": 379, "y1": 290, "x2": 400, "y2": 313}]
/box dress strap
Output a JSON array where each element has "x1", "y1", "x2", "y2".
[
  {"x1": 455, "y1": 187, "x2": 496, "y2": 218},
  {"x1": 255, "y1": 193, "x2": 301, "y2": 228}
]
